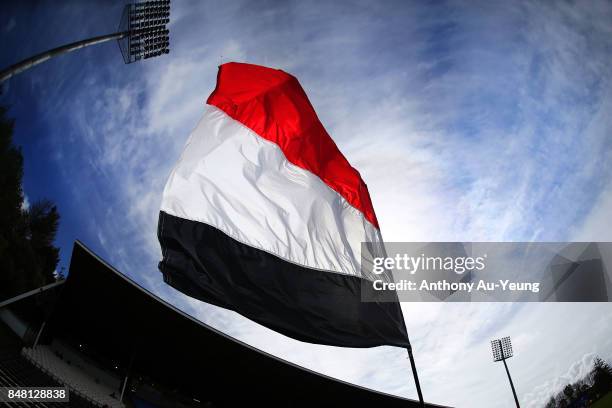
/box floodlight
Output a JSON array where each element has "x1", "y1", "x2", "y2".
[
  {"x1": 491, "y1": 336, "x2": 520, "y2": 407},
  {"x1": 118, "y1": 0, "x2": 172, "y2": 65},
  {"x1": 1, "y1": 0, "x2": 172, "y2": 84},
  {"x1": 501, "y1": 336, "x2": 513, "y2": 358},
  {"x1": 491, "y1": 336, "x2": 514, "y2": 361},
  {"x1": 491, "y1": 339, "x2": 503, "y2": 362}
]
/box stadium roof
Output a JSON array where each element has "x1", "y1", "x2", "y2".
[{"x1": 46, "y1": 241, "x2": 448, "y2": 407}]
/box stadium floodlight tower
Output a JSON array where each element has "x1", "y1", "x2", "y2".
[
  {"x1": 0, "y1": 0, "x2": 171, "y2": 84},
  {"x1": 491, "y1": 336, "x2": 520, "y2": 408},
  {"x1": 117, "y1": 0, "x2": 171, "y2": 64}
]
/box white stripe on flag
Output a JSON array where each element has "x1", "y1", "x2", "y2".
[{"x1": 161, "y1": 106, "x2": 383, "y2": 278}]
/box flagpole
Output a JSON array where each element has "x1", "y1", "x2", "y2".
[{"x1": 406, "y1": 343, "x2": 425, "y2": 407}]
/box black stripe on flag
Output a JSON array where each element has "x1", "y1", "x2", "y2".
[{"x1": 158, "y1": 211, "x2": 410, "y2": 348}]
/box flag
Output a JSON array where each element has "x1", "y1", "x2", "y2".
[{"x1": 157, "y1": 62, "x2": 409, "y2": 348}]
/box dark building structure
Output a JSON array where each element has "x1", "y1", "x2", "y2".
[{"x1": 0, "y1": 241, "x2": 449, "y2": 407}]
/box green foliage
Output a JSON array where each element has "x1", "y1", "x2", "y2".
[
  {"x1": 591, "y1": 357, "x2": 612, "y2": 396},
  {"x1": 0, "y1": 106, "x2": 60, "y2": 300},
  {"x1": 543, "y1": 356, "x2": 612, "y2": 407},
  {"x1": 562, "y1": 384, "x2": 574, "y2": 399},
  {"x1": 544, "y1": 396, "x2": 556, "y2": 408},
  {"x1": 592, "y1": 391, "x2": 612, "y2": 408}
]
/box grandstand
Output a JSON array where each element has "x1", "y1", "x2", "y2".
[
  {"x1": 0, "y1": 321, "x2": 93, "y2": 407},
  {"x1": 21, "y1": 346, "x2": 122, "y2": 407},
  {"x1": 0, "y1": 240, "x2": 448, "y2": 407}
]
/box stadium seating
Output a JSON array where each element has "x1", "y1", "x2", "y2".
[
  {"x1": 0, "y1": 347, "x2": 94, "y2": 407},
  {"x1": 21, "y1": 346, "x2": 123, "y2": 408}
]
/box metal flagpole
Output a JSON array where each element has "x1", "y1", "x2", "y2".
[
  {"x1": 406, "y1": 343, "x2": 425, "y2": 407},
  {"x1": 0, "y1": 32, "x2": 127, "y2": 83}
]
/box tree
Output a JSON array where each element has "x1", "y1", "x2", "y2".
[
  {"x1": 541, "y1": 357, "x2": 612, "y2": 407},
  {"x1": 0, "y1": 106, "x2": 60, "y2": 300},
  {"x1": 562, "y1": 384, "x2": 574, "y2": 401},
  {"x1": 544, "y1": 396, "x2": 556, "y2": 408},
  {"x1": 591, "y1": 356, "x2": 612, "y2": 396}
]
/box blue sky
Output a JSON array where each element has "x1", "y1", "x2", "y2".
[{"x1": 2, "y1": 1, "x2": 612, "y2": 407}]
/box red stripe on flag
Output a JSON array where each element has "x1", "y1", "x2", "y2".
[{"x1": 206, "y1": 62, "x2": 379, "y2": 229}]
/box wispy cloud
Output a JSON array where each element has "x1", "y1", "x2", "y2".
[{"x1": 3, "y1": 0, "x2": 612, "y2": 407}]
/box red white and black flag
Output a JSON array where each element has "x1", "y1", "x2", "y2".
[{"x1": 157, "y1": 62, "x2": 409, "y2": 348}]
